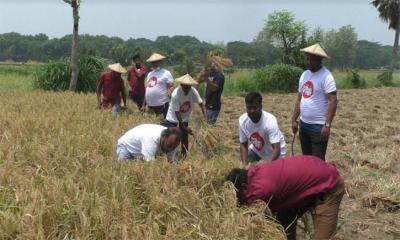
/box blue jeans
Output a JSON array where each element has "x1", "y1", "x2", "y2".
[
  {"x1": 206, "y1": 109, "x2": 220, "y2": 124},
  {"x1": 116, "y1": 143, "x2": 133, "y2": 161}
]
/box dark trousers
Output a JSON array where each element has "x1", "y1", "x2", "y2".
[
  {"x1": 299, "y1": 126, "x2": 328, "y2": 161},
  {"x1": 130, "y1": 94, "x2": 144, "y2": 109},
  {"x1": 161, "y1": 120, "x2": 189, "y2": 157},
  {"x1": 148, "y1": 102, "x2": 169, "y2": 119}
]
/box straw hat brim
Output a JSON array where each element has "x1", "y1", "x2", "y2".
[
  {"x1": 176, "y1": 74, "x2": 198, "y2": 86},
  {"x1": 108, "y1": 63, "x2": 127, "y2": 73},
  {"x1": 147, "y1": 53, "x2": 166, "y2": 63},
  {"x1": 300, "y1": 44, "x2": 329, "y2": 59}
]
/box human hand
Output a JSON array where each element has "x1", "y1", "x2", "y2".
[{"x1": 320, "y1": 126, "x2": 330, "y2": 141}]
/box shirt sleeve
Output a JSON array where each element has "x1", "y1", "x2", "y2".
[
  {"x1": 191, "y1": 88, "x2": 203, "y2": 104},
  {"x1": 323, "y1": 73, "x2": 337, "y2": 94},
  {"x1": 165, "y1": 71, "x2": 174, "y2": 86},
  {"x1": 141, "y1": 138, "x2": 158, "y2": 161},
  {"x1": 266, "y1": 116, "x2": 282, "y2": 144},
  {"x1": 239, "y1": 119, "x2": 248, "y2": 143}
]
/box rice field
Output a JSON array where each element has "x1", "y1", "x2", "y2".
[{"x1": 0, "y1": 66, "x2": 399, "y2": 239}]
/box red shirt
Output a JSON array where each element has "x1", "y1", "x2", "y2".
[
  {"x1": 98, "y1": 71, "x2": 124, "y2": 101},
  {"x1": 246, "y1": 155, "x2": 341, "y2": 213},
  {"x1": 128, "y1": 64, "x2": 148, "y2": 96}
]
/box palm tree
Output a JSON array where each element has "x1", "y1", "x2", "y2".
[
  {"x1": 64, "y1": 0, "x2": 81, "y2": 91},
  {"x1": 372, "y1": 0, "x2": 400, "y2": 79}
]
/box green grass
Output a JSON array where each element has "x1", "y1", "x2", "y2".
[{"x1": 0, "y1": 64, "x2": 37, "y2": 92}]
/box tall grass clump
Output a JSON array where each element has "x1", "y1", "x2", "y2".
[
  {"x1": 339, "y1": 69, "x2": 366, "y2": 89},
  {"x1": 33, "y1": 55, "x2": 106, "y2": 92},
  {"x1": 231, "y1": 64, "x2": 302, "y2": 94},
  {"x1": 377, "y1": 71, "x2": 393, "y2": 87}
]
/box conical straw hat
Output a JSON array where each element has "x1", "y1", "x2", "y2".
[
  {"x1": 108, "y1": 63, "x2": 127, "y2": 73},
  {"x1": 300, "y1": 43, "x2": 329, "y2": 59},
  {"x1": 176, "y1": 74, "x2": 198, "y2": 86},
  {"x1": 146, "y1": 53, "x2": 166, "y2": 63}
]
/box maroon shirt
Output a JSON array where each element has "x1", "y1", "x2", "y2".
[
  {"x1": 128, "y1": 64, "x2": 148, "y2": 96},
  {"x1": 246, "y1": 155, "x2": 341, "y2": 213},
  {"x1": 98, "y1": 71, "x2": 124, "y2": 102}
]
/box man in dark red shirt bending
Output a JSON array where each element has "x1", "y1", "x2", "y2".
[
  {"x1": 226, "y1": 155, "x2": 345, "y2": 240},
  {"x1": 96, "y1": 63, "x2": 127, "y2": 117},
  {"x1": 128, "y1": 54, "x2": 148, "y2": 109}
]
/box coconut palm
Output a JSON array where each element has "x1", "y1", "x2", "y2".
[
  {"x1": 64, "y1": 0, "x2": 81, "y2": 91},
  {"x1": 371, "y1": 0, "x2": 400, "y2": 79}
]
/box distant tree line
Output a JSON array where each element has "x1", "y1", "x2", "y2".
[{"x1": 0, "y1": 27, "x2": 395, "y2": 70}]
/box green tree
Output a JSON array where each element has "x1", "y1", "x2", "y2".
[
  {"x1": 372, "y1": 0, "x2": 400, "y2": 79},
  {"x1": 324, "y1": 25, "x2": 358, "y2": 69},
  {"x1": 256, "y1": 10, "x2": 307, "y2": 66},
  {"x1": 64, "y1": 0, "x2": 81, "y2": 91}
]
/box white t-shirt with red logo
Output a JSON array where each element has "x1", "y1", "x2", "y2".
[
  {"x1": 239, "y1": 111, "x2": 286, "y2": 159},
  {"x1": 299, "y1": 67, "x2": 336, "y2": 125},
  {"x1": 145, "y1": 68, "x2": 174, "y2": 107},
  {"x1": 166, "y1": 86, "x2": 203, "y2": 123}
]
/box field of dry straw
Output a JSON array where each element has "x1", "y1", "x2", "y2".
[{"x1": 0, "y1": 87, "x2": 399, "y2": 239}]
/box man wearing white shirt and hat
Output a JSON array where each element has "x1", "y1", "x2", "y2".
[
  {"x1": 291, "y1": 43, "x2": 338, "y2": 161},
  {"x1": 141, "y1": 53, "x2": 174, "y2": 119},
  {"x1": 96, "y1": 63, "x2": 127, "y2": 117},
  {"x1": 162, "y1": 74, "x2": 207, "y2": 158},
  {"x1": 116, "y1": 124, "x2": 182, "y2": 163}
]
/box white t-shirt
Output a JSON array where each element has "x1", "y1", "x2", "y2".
[
  {"x1": 117, "y1": 124, "x2": 177, "y2": 162},
  {"x1": 166, "y1": 87, "x2": 203, "y2": 123},
  {"x1": 239, "y1": 111, "x2": 286, "y2": 159},
  {"x1": 298, "y1": 67, "x2": 336, "y2": 125},
  {"x1": 145, "y1": 68, "x2": 174, "y2": 107}
]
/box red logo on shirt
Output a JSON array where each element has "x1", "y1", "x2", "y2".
[
  {"x1": 302, "y1": 81, "x2": 314, "y2": 99},
  {"x1": 179, "y1": 101, "x2": 191, "y2": 113},
  {"x1": 249, "y1": 132, "x2": 265, "y2": 151},
  {"x1": 148, "y1": 76, "x2": 158, "y2": 88}
]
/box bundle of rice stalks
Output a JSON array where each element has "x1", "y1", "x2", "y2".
[
  {"x1": 196, "y1": 52, "x2": 233, "y2": 84},
  {"x1": 193, "y1": 124, "x2": 221, "y2": 158},
  {"x1": 363, "y1": 194, "x2": 400, "y2": 212}
]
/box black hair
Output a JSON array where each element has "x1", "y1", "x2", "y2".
[
  {"x1": 132, "y1": 54, "x2": 141, "y2": 61},
  {"x1": 226, "y1": 168, "x2": 248, "y2": 205},
  {"x1": 161, "y1": 127, "x2": 182, "y2": 141},
  {"x1": 245, "y1": 91, "x2": 262, "y2": 105}
]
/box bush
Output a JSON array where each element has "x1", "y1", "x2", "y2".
[
  {"x1": 342, "y1": 69, "x2": 366, "y2": 89},
  {"x1": 377, "y1": 71, "x2": 393, "y2": 87},
  {"x1": 251, "y1": 64, "x2": 303, "y2": 93},
  {"x1": 33, "y1": 55, "x2": 107, "y2": 92}
]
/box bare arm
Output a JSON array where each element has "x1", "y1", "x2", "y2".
[
  {"x1": 321, "y1": 93, "x2": 338, "y2": 141},
  {"x1": 291, "y1": 92, "x2": 302, "y2": 133},
  {"x1": 199, "y1": 103, "x2": 207, "y2": 121},
  {"x1": 240, "y1": 141, "x2": 249, "y2": 165},
  {"x1": 265, "y1": 143, "x2": 281, "y2": 162},
  {"x1": 121, "y1": 84, "x2": 127, "y2": 107}
]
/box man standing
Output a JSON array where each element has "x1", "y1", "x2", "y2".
[
  {"x1": 197, "y1": 60, "x2": 225, "y2": 124},
  {"x1": 128, "y1": 54, "x2": 148, "y2": 109},
  {"x1": 226, "y1": 155, "x2": 345, "y2": 240},
  {"x1": 239, "y1": 92, "x2": 286, "y2": 165},
  {"x1": 96, "y1": 63, "x2": 127, "y2": 117},
  {"x1": 141, "y1": 53, "x2": 174, "y2": 118},
  {"x1": 292, "y1": 43, "x2": 338, "y2": 161},
  {"x1": 163, "y1": 74, "x2": 207, "y2": 158},
  {"x1": 116, "y1": 124, "x2": 181, "y2": 163}
]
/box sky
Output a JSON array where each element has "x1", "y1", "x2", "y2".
[{"x1": 0, "y1": 0, "x2": 395, "y2": 45}]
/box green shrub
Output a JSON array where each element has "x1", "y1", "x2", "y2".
[
  {"x1": 251, "y1": 64, "x2": 303, "y2": 93},
  {"x1": 377, "y1": 71, "x2": 393, "y2": 87},
  {"x1": 342, "y1": 69, "x2": 366, "y2": 89},
  {"x1": 33, "y1": 55, "x2": 107, "y2": 92}
]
